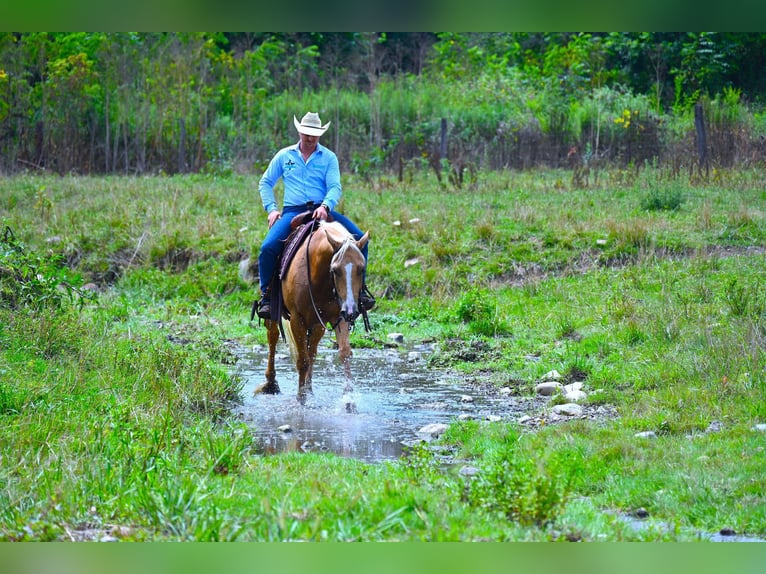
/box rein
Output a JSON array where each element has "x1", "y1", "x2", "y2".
[{"x1": 305, "y1": 224, "x2": 343, "y2": 331}]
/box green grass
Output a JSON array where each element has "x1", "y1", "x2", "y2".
[{"x1": 1, "y1": 167, "x2": 765, "y2": 540}]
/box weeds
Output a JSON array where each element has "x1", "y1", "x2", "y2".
[{"x1": 0, "y1": 170, "x2": 765, "y2": 541}]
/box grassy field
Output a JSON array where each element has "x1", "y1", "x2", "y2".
[{"x1": 1, "y1": 167, "x2": 765, "y2": 541}]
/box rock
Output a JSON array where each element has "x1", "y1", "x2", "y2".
[
  {"x1": 542, "y1": 369, "x2": 563, "y2": 381},
  {"x1": 393, "y1": 220, "x2": 401, "y2": 226},
  {"x1": 752, "y1": 424, "x2": 766, "y2": 432},
  {"x1": 634, "y1": 431, "x2": 657, "y2": 439},
  {"x1": 407, "y1": 351, "x2": 422, "y2": 362},
  {"x1": 517, "y1": 415, "x2": 532, "y2": 424},
  {"x1": 535, "y1": 381, "x2": 563, "y2": 396},
  {"x1": 705, "y1": 420, "x2": 724, "y2": 433},
  {"x1": 238, "y1": 257, "x2": 257, "y2": 283},
  {"x1": 404, "y1": 257, "x2": 420, "y2": 268},
  {"x1": 418, "y1": 423, "x2": 449, "y2": 438},
  {"x1": 564, "y1": 390, "x2": 588, "y2": 402},
  {"x1": 485, "y1": 415, "x2": 502, "y2": 422},
  {"x1": 596, "y1": 239, "x2": 608, "y2": 246},
  {"x1": 552, "y1": 403, "x2": 584, "y2": 416},
  {"x1": 408, "y1": 218, "x2": 421, "y2": 224},
  {"x1": 277, "y1": 424, "x2": 292, "y2": 432},
  {"x1": 499, "y1": 387, "x2": 512, "y2": 396},
  {"x1": 564, "y1": 382, "x2": 584, "y2": 393},
  {"x1": 458, "y1": 465, "x2": 481, "y2": 477},
  {"x1": 460, "y1": 395, "x2": 474, "y2": 403},
  {"x1": 458, "y1": 414, "x2": 475, "y2": 421},
  {"x1": 387, "y1": 332, "x2": 405, "y2": 344},
  {"x1": 633, "y1": 507, "x2": 650, "y2": 519}
]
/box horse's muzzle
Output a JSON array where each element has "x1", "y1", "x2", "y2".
[{"x1": 339, "y1": 302, "x2": 360, "y2": 323}]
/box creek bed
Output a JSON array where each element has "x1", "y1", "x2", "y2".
[{"x1": 231, "y1": 341, "x2": 531, "y2": 463}]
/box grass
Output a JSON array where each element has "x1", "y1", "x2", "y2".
[{"x1": 1, "y1": 167, "x2": 765, "y2": 541}]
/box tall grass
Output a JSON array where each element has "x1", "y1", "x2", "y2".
[{"x1": 1, "y1": 167, "x2": 765, "y2": 540}]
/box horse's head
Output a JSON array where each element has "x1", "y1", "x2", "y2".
[{"x1": 323, "y1": 223, "x2": 369, "y2": 323}]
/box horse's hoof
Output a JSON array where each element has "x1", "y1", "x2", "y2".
[{"x1": 254, "y1": 382, "x2": 280, "y2": 395}]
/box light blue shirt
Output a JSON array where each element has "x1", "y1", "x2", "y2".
[{"x1": 258, "y1": 141, "x2": 342, "y2": 213}]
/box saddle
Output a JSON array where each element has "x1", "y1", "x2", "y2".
[{"x1": 269, "y1": 210, "x2": 333, "y2": 324}]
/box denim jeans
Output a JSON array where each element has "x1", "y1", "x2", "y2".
[{"x1": 257, "y1": 205, "x2": 369, "y2": 294}]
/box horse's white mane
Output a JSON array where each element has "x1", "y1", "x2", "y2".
[{"x1": 320, "y1": 220, "x2": 353, "y2": 241}]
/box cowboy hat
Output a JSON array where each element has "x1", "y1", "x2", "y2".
[{"x1": 293, "y1": 112, "x2": 331, "y2": 136}]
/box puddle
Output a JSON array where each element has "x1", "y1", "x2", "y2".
[{"x1": 231, "y1": 340, "x2": 533, "y2": 463}]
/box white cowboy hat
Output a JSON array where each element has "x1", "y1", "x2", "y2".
[{"x1": 293, "y1": 112, "x2": 331, "y2": 136}]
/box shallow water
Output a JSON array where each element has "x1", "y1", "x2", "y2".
[{"x1": 231, "y1": 340, "x2": 525, "y2": 463}]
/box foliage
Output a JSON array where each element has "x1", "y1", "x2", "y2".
[
  {"x1": 0, "y1": 224, "x2": 91, "y2": 310},
  {"x1": 2, "y1": 33, "x2": 766, "y2": 175}
]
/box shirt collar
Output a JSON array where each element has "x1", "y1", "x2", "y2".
[{"x1": 290, "y1": 141, "x2": 324, "y2": 155}]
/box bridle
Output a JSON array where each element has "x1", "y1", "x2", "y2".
[{"x1": 304, "y1": 224, "x2": 365, "y2": 331}]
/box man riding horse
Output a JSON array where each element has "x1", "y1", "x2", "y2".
[{"x1": 255, "y1": 111, "x2": 375, "y2": 319}]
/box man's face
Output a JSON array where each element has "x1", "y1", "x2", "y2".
[{"x1": 299, "y1": 132, "x2": 319, "y2": 154}]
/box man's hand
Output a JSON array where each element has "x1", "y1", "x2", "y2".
[
  {"x1": 312, "y1": 204, "x2": 329, "y2": 221},
  {"x1": 267, "y1": 210, "x2": 282, "y2": 228}
]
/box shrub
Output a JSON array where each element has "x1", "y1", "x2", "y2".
[
  {"x1": 467, "y1": 445, "x2": 572, "y2": 526},
  {"x1": 0, "y1": 225, "x2": 92, "y2": 311}
]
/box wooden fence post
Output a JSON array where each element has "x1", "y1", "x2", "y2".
[{"x1": 694, "y1": 101, "x2": 708, "y2": 178}]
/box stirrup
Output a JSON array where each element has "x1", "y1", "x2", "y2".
[
  {"x1": 256, "y1": 295, "x2": 271, "y2": 319},
  {"x1": 359, "y1": 285, "x2": 376, "y2": 312}
]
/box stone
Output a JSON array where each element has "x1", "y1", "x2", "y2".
[
  {"x1": 460, "y1": 395, "x2": 474, "y2": 403},
  {"x1": 535, "y1": 381, "x2": 563, "y2": 396},
  {"x1": 705, "y1": 420, "x2": 724, "y2": 433},
  {"x1": 277, "y1": 424, "x2": 292, "y2": 432},
  {"x1": 564, "y1": 382, "x2": 584, "y2": 393},
  {"x1": 552, "y1": 403, "x2": 584, "y2": 416},
  {"x1": 542, "y1": 369, "x2": 563, "y2": 381},
  {"x1": 634, "y1": 431, "x2": 657, "y2": 439},
  {"x1": 418, "y1": 423, "x2": 449, "y2": 438},
  {"x1": 387, "y1": 332, "x2": 405, "y2": 344},
  {"x1": 564, "y1": 390, "x2": 588, "y2": 402},
  {"x1": 459, "y1": 465, "x2": 481, "y2": 477}
]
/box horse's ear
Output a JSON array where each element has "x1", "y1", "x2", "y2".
[
  {"x1": 324, "y1": 228, "x2": 344, "y2": 251},
  {"x1": 357, "y1": 231, "x2": 369, "y2": 250}
]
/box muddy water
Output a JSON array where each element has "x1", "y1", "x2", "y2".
[{"x1": 231, "y1": 340, "x2": 528, "y2": 463}]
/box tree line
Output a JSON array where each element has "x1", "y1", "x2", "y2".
[{"x1": 1, "y1": 32, "x2": 765, "y2": 176}]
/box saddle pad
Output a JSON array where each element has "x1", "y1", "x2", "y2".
[{"x1": 279, "y1": 219, "x2": 317, "y2": 280}]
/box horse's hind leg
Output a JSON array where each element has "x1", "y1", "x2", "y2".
[
  {"x1": 290, "y1": 317, "x2": 313, "y2": 404},
  {"x1": 254, "y1": 319, "x2": 281, "y2": 395}
]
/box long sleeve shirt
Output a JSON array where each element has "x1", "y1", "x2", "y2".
[{"x1": 258, "y1": 141, "x2": 342, "y2": 214}]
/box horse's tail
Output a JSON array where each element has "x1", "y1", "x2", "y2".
[{"x1": 282, "y1": 318, "x2": 299, "y2": 362}]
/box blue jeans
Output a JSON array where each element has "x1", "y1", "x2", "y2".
[{"x1": 258, "y1": 205, "x2": 369, "y2": 294}]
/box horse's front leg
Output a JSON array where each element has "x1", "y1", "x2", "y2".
[
  {"x1": 254, "y1": 319, "x2": 281, "y2": 395},
  {"x1": 334, "y1": 321, "x2": 357, "y2": 413},
  {"x1": 334, "y1": 320, "x2": 353, "y2": 382}
]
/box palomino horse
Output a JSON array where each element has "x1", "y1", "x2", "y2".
[{"x1": 255, "y1": 220, "x2": 369, "y2": 404}]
